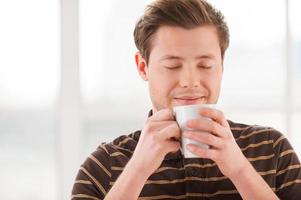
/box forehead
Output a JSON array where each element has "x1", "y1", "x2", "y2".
[{"x1": 149, "y1": 25, "x2": 221, "y2": 61}]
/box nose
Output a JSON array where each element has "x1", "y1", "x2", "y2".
[{"x1": 179, "y1": 67, "x2": 200, "y2": 88}]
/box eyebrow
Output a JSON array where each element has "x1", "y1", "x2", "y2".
[{"x1": 159, "y1": 54, "x2": 216, "y2": 61}]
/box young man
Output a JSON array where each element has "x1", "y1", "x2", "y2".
[{"x1": 72, "y1": 0, "x2": 301, "y2": 199}]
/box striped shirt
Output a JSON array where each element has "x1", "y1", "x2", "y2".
[{"x1": 72, "y1": 120, "x2": 301, "y2": 200}]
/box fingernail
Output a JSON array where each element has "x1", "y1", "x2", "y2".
[{"x1": 186, "y1": 120, "x2": 193, "y2": 127}]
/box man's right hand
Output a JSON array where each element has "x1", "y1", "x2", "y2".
[
  {"x1": 130, "y1": 108, "x2": 181, "y2": 176},
  {"x1": 104, "y1": 109, "x2": 181, "y2": 200}
]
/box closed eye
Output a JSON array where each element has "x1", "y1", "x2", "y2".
[
  {"x1": 198, "y1": 65, "x2": 213, "y2": 69},
  {"x1": 163, "y1": 65, "x2": 181, "y2": 70}
]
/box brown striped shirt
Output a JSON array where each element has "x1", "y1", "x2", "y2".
[{"x1": 72, "y1": 120, "x2": 301, "y2": 200}]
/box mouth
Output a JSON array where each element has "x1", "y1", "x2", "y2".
[{"x1": 173, "y1": 96, "x2": 206, "y2": 105}]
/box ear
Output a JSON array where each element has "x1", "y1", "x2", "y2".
[{"x1": 135, "y1": 52, "x2": 148, "y2": 81}]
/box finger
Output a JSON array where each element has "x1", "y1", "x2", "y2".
[
  {"x1": 158, "y1": 122, "x2": 181, "y2": 141},
  {"x1": 187, "y1": 118, "x2": 228, "y2": 138},
  {"x1": 187, "y1": 143, "x2": 218, "y2": 160},
  {"x1": 146, "y1": 121, "x2": 177, "y2": 132},
  {"x1": 198, "y1": 108, "x2": 230, "y2": 128},
  {"x1": 148, "y1": 108, "x2": 175, "y2": 122},
  {"x1": 166, "y1": 140, "x2": 181, "y2": 153},
  {"x1": 183, "y1": 131, "x2": 223, "y2": 149}
]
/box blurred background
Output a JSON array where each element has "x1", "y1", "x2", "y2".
[{"x1": 0, "y1": 0, "x2": 300, "y2": 199}]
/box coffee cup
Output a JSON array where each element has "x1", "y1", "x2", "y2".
[{"x1": 173, "y1": 104, "x2": 215, "y2": 158}]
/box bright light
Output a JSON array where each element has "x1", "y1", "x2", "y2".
[{"x1": 0, "y1": 0, "x2": 59, "y2": 108}]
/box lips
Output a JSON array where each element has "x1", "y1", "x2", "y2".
[{"x1": 174, "y1": 96, "x2": 206, "y2": 105}]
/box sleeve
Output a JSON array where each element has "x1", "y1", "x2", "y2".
[
  {"x1": 71, "y1": 145, "x2": 112, "y2": 200},
  {"x1": 272, "y1": 131, "x2": 301, "y2": 200}
]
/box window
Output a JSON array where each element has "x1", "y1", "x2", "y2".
[
  {"x1": 79, "y1": 0, "x2": 153, "y2": 154},
  {"x1": 290, "y1": 0, "x2": 301, "y2": 158},
  {"x1": 0, "y1": 0, "x2": 59, "y2": 199}
]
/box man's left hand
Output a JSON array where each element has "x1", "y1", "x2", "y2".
[{"x1": 183, "y1": 107, "x2": 249, "y2": 179}]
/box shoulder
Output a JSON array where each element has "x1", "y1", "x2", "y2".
[
  {"x1": 228, "y1": 120, "x2": 297, "y2": 158},
  {"x1": 84, "y1": 130, "x2": 141, "y2": 166},
  {"x1": 72, "y1": 130, "x2": 141, "y2": 198},
  {"x1": 228, "y1": 120, "x2": 290, "y2": 156},
  {"x1": 228, "y1": 120, "x2": 279, "y2": 142},
  {"x1": 105, "y1": 130, "x2": 141, "y2": 158}
]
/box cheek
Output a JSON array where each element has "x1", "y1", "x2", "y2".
[
  {"x1": 203, "y1": 70, "x2": 222, "y2": 93},
  {"x1": 149, "y1": 72, "x2": 178, "y2": 96},
  {"x1": 152, "y1": 78, "x2": 176, "y2": 95}
]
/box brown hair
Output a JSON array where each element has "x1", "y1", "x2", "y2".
[{"x1": 133, "y1": 0, "x2": 230, "y2": 63}]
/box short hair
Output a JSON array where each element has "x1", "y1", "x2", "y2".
[{"x1": 133, "y1": 0, "x2": 230, "y2": 63}]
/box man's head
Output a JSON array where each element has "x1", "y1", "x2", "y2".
[
  {"x1": 134, "y1": 0, "x2": 230, "y2": 112},
  {"x1": 134, "y1": 0, "x2": 229, "y2": 64}
]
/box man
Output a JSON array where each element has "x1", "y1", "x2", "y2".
[{"x1": 72, "y1": 0, "x2": 301, "y2": 199}]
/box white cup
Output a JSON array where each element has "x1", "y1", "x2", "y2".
[{"x1": 173, "y1": 104, "x2": 216, "y2": 158}]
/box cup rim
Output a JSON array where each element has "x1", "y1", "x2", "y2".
[{"x1": 173, "y1": 103, "x2": 216, "y2": 111}]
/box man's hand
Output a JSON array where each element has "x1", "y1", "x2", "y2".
[
  {"x1": 131, "y1": 108, "x2": 181, "y2": 176},
  {"x1": 104, "y1": 109, "x2": 181, "y2": 200},
  {"x1": 182, "y1": 107, "x2": 279, "y2": 200},
  {"x1": 182, "y1": 107, "x2": 248, "y2": 179}
]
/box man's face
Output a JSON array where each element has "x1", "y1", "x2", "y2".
[{"x1": 136, "y1": 25, "x2": 223, "y2": 113}]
